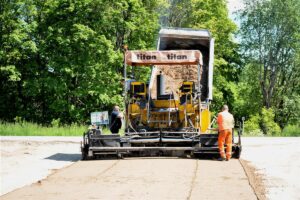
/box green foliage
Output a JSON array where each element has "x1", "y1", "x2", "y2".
[
  {"x1": 0, "y1": 0, "x2": 160, "y2": 125},
  {"x1": 281, "y1": 125, "x2": 300, "y2": 137},
  {"x1": 1, "y1": 0, "x2": 240, "y2": 126},
  {"x1": 244, "y1": 107, "x2": 281, "y2": 136},
  {"x1": 233, "y1": 63, "x2": 262, "y2": 119},
  {"x1": 0, "y1": 65, "x2": 21, "y2": 81},
  {"x1": 260, "y1": 107, "x2": 281, "y2": 135},
  {"x1": 244, "y1": 114, "x2": 263, "y2": 136},
  {"x1": 238, "y1": 0, "x2": 300, "y2": 130},
  {"x1": 191, "y1": 1, "x2": 241, "y2": 115},
  {"x1": 51, "y1": 118, "x2": 61, "y2": 127},
  {"x1": 276, "y1": 95, "x2": 300, "y2": 127}
]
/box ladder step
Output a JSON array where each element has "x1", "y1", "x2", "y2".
[{"x1": 147, "y1": 120, "x2": 175, "y2": 123}]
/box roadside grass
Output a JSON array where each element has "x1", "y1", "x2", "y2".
[
  {"x1": 0, "y1": 121, "x2": 87, "y2": 136},
  {"x1": 1, "y1": 121, "x2": 298, "y2": 137},
  {"x1": 0, "y1": 121, "x2": 120, "y2": 136}
]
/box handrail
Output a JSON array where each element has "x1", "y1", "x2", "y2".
[{"x1": 168, "y1": 93, "x2": 172, "y2": 126}]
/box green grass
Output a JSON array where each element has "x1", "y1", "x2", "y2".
[
  {"x1": 1, "y1": 121, "x2": 298, "y2": 137},
  {"x1": 0, "y1": 121, "x2": 87, "y2": 136},
  {"x1": 0, "y1": 121, "x2": 118, "y2": 136}
]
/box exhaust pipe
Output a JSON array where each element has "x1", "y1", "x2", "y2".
[{"x1": 157, "y1": 72, "x2": 165, "y2": 98}]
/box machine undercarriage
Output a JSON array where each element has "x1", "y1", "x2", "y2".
[
  {"x1": 81, "y1": 28, "x2": 242, "y2": 160},
  {"x1": 81, "y1": 129, "x2": 242, "y2": 159}
]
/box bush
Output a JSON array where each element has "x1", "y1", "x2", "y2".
[
  {"x1": 260, "y1": 108, "x2": 281, "y2": 135},
  {"x1": 281, "y1": 125, "x2": 300, "y2": 136},
  {"x1": 51, "y1": 118, "x2": 61, "y2": 127},
  {"x1": 244, "y1": 114, "x2": 263, "y2": 136},
  {"x1": 244, "y1": 107, "x2": 281, "y2": 136}
]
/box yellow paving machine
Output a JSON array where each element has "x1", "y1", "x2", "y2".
[{"x1": 81, "y1": 28, "x2": 242, "y2": 159}]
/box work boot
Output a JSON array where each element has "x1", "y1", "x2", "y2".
[{"x1": 218, "y1": 157, "x2": 226, "y2": 161}]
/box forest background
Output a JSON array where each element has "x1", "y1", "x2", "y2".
[{"x1": 1, "y1": 0, "x2": 299, "y2": 136}]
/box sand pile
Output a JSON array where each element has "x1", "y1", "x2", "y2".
[{"x1": 150, "y1": 65, "x2": 200, "y2": 100}]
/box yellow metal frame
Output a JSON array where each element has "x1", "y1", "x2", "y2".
[
  {"x1": 130, "y1": 82, "x2": 146, "y2": 97},
  {"x1": 126, "y1": 80, "x2": 212, "y2": 133}
]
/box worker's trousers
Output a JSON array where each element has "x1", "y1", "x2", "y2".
[{"x1": 218, "y1": 129, "x2": 232, "y2": 159}]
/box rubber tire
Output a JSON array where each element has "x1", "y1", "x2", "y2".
[
  {"x1": 234, "y1": 146, "x2": 242, "y2": 159},
  {"x1": 81, "y1": 145, "x2": 90, "y2": 160}
]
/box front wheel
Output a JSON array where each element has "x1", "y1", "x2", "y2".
[
  {"x1": 81, "y1": 144, "x2": 90, "y2": 160},
  {"x1": 233, "y1": 146, "x2": 242, "y2": 159}
]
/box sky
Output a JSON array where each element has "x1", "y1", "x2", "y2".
[
  {"x1": 227, "y1": 0, "x2": 245, "y2": 43},
  {"x1": 227, "y1": 0, "x2": 245, "y2": 24}
]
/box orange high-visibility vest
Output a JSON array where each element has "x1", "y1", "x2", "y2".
[{"x1": 217, "y1": 111, "x2": 234, "y2": 131}]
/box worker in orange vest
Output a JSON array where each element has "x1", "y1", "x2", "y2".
[{"x1": 217, "y1": 105, "x2": 234, "y2": 161}]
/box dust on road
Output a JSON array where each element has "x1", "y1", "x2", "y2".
[
  {"x1": 1, "y1": 158, "x2": 257, "y2": 200},
  {"x1": 0, "y1": 137, "x2": 81, "y2": 195}
]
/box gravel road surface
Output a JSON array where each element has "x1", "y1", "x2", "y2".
[
  {"x1": 1, "y1": 158, "x2": 256, "y2": 200},
  {"x1": 1, "y1": 136, "x2": 299, "y2": 199},
  {"x1": 241, "y1": 137, "x2": 300, "y2": 200}
]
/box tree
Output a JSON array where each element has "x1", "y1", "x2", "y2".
[
  {"x1": 159, "y1": 0, "x2": 192, "y2": 27},
  {"x1": 239, "y1": 0, "x2": 300, "y2": 129},
  {"x1": 0, "y1": 0, "x2": 33, "y2": 121},
  {"x1": 0, "y1": 0, "x2": 242, "y2": 125},
  {"x1": 239, "y1": 0, "x2": 300, "y2": 109},
  {"x1": 0, "y1": 0, "x2": 160, "y2": 124}
]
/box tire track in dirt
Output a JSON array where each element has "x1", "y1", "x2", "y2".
[
  {"x1": 91, "y1": 160, "x2": 120, "y2": 182},
  {"x1": 239, "y1": 159, "x2": 266, "y2": 200},
  {"x1": 186, "y1": 159, "x2": 199, "y2": 200}
]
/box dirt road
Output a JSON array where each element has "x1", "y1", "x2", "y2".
[
  {"x1": 1, "y1": 158, "x2": 256, "y2": 200},
  {"x1": 2, "y1": 136, "x2": 300, "y2": 199},
  {"x1": 0, "y1": 137, "x2": 80, "y2": 195}
]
